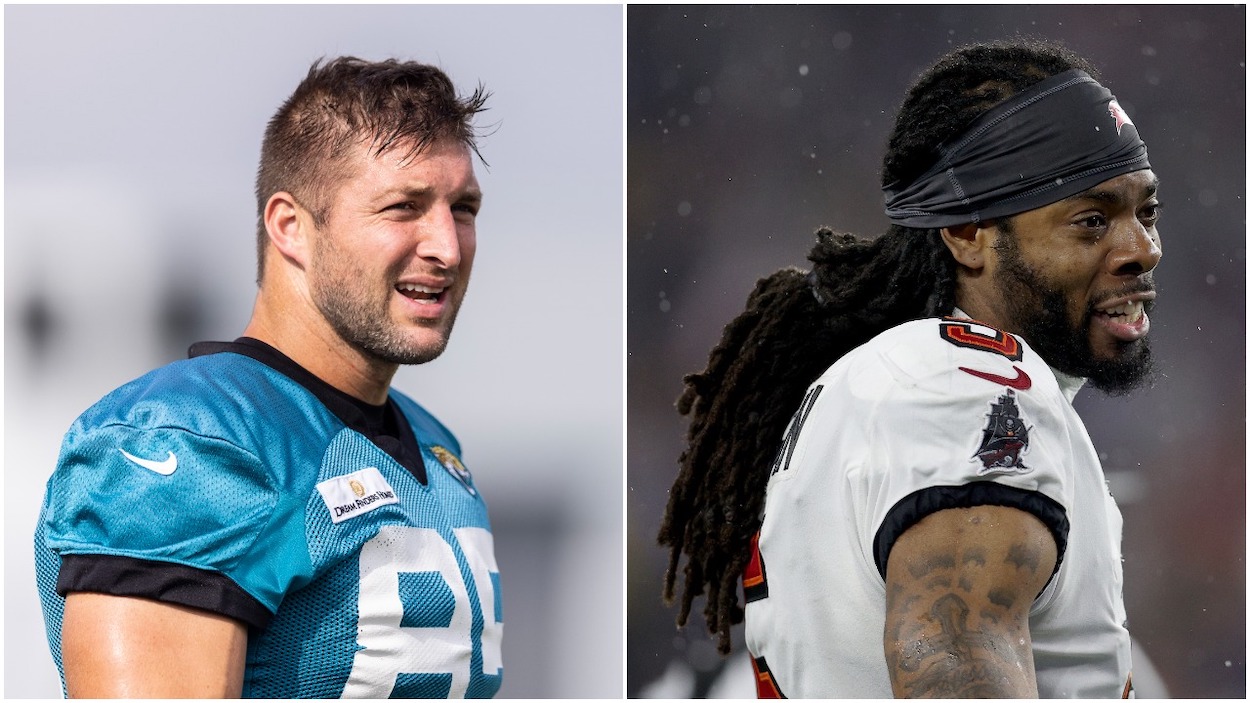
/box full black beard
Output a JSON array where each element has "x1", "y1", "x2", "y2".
[{"x1": 993, "y1": 234, "x2": 1156, "y2": 396}]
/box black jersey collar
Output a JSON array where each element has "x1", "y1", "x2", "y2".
[{"x1": 188, "y1": 337, "x2": 427, "y2": 484}]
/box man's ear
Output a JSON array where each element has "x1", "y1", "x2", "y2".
[
  {"x1": 939, "y1": 222, "x2": 992, "y2": 271},
  {"x1": 263, "y1": 192, "x2": 312, "y2": 269}
]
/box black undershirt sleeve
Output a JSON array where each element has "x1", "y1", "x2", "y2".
[
  {"x1": 57, "y1": 554, "x2": 272, "y2": 630},
  {"x1": 873, "y1": 482, "x2": 1069, "y2": 581},
  {"x1": 55, "y1": 337, "x2": 425, "y2": 632}
]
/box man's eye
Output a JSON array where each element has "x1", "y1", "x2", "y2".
[
  {"x1": 1140, "y1": 203, "x2": 1162, "y2": 225},
  {"x1": 1078, "y1": 214, "x2": 1107, "y2": 229}
]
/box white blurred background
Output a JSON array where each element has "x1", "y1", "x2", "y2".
[{"x1": 5, "y1": 5, "x2": 623, "y2": 698}]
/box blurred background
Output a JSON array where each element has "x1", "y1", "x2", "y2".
[
  {"x1": 628, "y1": 5, "x2": 1244, "y2": 698},
  {"x1": 5, "y1": 5, "x2": 622, "y2": 698}
]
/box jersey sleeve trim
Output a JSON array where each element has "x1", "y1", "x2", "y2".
[
  {"x1": 873, "y1": 482, "x2": 1069, "y2": 581},
  {"x1": 56, "y1": 554, "x2": 273, "y2": 629}
]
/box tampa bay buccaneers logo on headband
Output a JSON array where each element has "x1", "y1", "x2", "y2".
[
  {"x1": 883, "y1": 69, "x2": 1150, "y2": 228},
  {"x1": 1108, "y1": 99, "x2": 1134, "y2": 135}
]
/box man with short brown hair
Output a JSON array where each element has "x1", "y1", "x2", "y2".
[{"x1": 36, "y1": 56, "x2": 503, "y2": 698}]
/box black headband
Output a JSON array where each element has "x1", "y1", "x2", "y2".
[{"x1": 883, "y1": 69, "x2": 1150, "y2": 228}]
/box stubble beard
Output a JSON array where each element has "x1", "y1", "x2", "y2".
[
  {"x1": 992, "y1": 232, "x2": 1156, "y2": 396},
  {"x1": 309, "y1": 242, "x2": 462, "y2": 367}
]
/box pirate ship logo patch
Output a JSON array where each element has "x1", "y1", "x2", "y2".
[
  {"x1": 430, "y1": 445, "x2": 476, "y2": 496},
  {"x1": 972, "y1": 389, "x2": 1032, "y2": 474}
]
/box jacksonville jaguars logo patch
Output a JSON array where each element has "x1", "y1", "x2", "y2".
[
  {"x1": 430, "y1": 445, "x2": 476, "y2": 496},
  {"x1": 972, "y1": 389, "x2": 1032, "y2": 474}
]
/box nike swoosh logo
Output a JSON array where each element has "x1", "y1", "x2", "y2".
[
  {"x1": 958, "y1": 365, "x2": 1032, "y2": 390},
  {"x1": 119, "y1": 449, "x2": 178, "y2": 475}
]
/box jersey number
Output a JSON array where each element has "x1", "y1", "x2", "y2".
[
  {"x1": 769, "y1": 385, "x2": 824, "y2": 477},
  {"x1": 939, "y1": 319, "x2": 1023, "y2": 361},
  {"x1": 343, "y1": 526, "x2": 503, "y2": 698}
]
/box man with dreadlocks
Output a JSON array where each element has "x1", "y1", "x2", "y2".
[{"x1": 659, "y1": 39, "x2": 1160, "y2": 698}]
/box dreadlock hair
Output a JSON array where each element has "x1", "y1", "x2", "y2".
[{"x1": 657, "y1": 38, "x2": 1099, "y2": 654}]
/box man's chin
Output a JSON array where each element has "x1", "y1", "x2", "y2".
[
  {"x1": 394, "y1": 323, "x2": 460, "y2": 365},
  {"x1": 378, "y1": 335, "x2": 452, "y2": 366},
  {"x1": 340, "y1": 322, "x2": 454, "y2": 367},
  {"x1": 1082, "y1": 340, "x2": 1157, "y2": 396}
]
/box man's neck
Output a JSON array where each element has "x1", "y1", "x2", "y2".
[
  {"x1": 243, "y1": 288, "x2": 396, "y2": 406},
  {"x1": 950, "y1": 307, "x2": 1086, "y2": 403}
]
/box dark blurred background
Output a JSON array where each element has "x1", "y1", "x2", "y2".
[{"x1": 627, "y1": 5, "x2": 1245, "y2": 698}]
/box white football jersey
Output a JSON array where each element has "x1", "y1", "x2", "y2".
[{"x1": 743, "y1": 316, "x2": 1132, "y2": 698}]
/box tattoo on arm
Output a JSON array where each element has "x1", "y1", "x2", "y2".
[
  {"x1": 987, "y1": 588, "x2": 1015, "y2": 609},
  {"x1": 961, "y1": 547, "x2": 987, "y2": 567},
  {"x1": 1006, "y1": 543, "x2": 1043, "y2": 574},
  {"x1": 884, "y1": 506, "x2": 1056, "y2": 698},
  {"x1": 908, "y1": 552, "x2": 956, "y2": 579},
  {"x1": 887, "y1": 591, "x2": 1028, "y2": 697}
]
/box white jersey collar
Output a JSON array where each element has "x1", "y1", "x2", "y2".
[
  {"x1": 949, "y1": 308, "x2": 1087, "y2": 404},
  {"x1": 1049, "y1": 367, "x2": 1087, "y2": 404}
]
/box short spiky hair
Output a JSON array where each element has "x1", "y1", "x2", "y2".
[{"x1": 253, "y1": 56, "x2": 489, "y2": 282}]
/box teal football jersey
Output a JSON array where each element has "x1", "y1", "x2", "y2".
[{"x1": 34, "y1": 339, "x2": 503, "y2": 698}]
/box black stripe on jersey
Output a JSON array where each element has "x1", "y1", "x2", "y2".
[
  {"x1": 54, "y1": 338, "x2": 435, "y2": 631},
  {"x1": 743, "y1": 531, "x2": 769, "y2": 603},
  {"x1": 873, "y1": 482, "x2": 1069, "y2": 582},
  {"x1": 57, "y1": 554, "x2": 272, "y2": 629},
  {"x1": 751, "y1": 655, "x2": 787, "y2": 698},
  {"x1": 190, "y1": 337, "x2": 428, "y2": 484}
]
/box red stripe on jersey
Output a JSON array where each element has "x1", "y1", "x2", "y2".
[
  {"x1": 751, "y1": 655, "x2": 785, "y2": 698},
  {"x1": 743, "y1": 530, "x2": 769, "y2": 603}
]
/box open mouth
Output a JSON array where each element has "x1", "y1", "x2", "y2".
[
  {"x1": 1095, "y1": 299, "x2": 1145, "y2": 325},
  {"x1": 1092, "y1": 293, "x2": 1153, "y2": 342},
  {"x1": 396, "y1": 282, "x2": 446, "y2": 304}
]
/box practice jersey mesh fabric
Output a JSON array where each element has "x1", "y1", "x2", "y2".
[
  {"x1": 744, "y1": 317, "x2": 1130, "y2": 698},
  {"x1": 34, "y1": 343, "x2": 502, "y2": 698}
]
